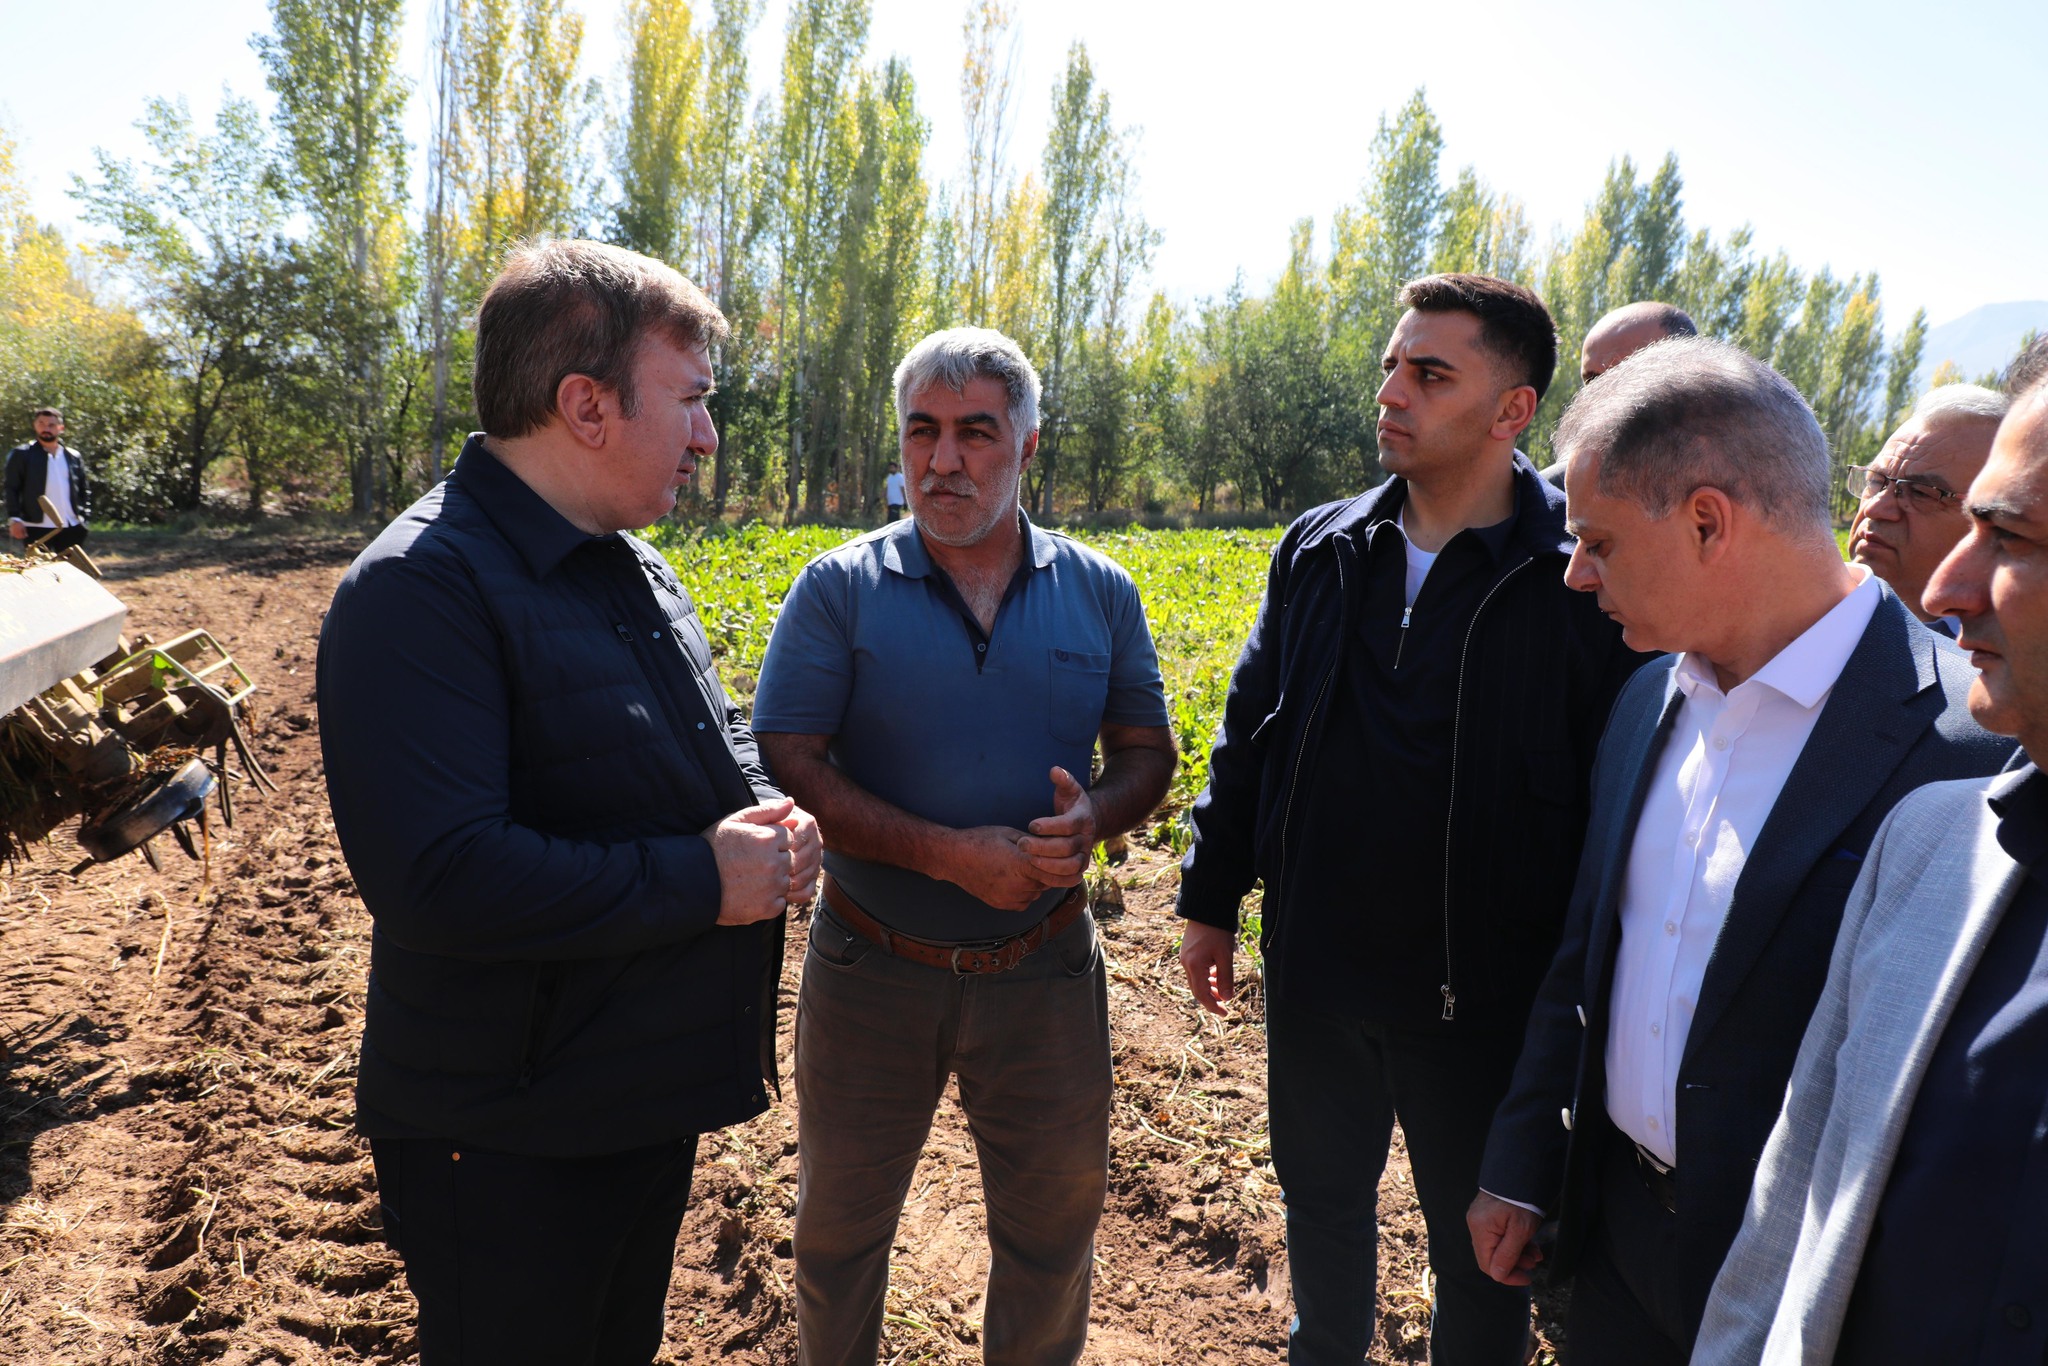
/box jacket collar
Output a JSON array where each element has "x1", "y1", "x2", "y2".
[
  {"x1": 451, "y1": 433, "x2": 606, "y2": 580},
  {"x1": 878, "y1": 507, "x2": 1060, "y2": 581},
  {"x1": 1294, "y1": 450, "x2": 1573, "y2": 563},
  {"x1": 1989, "y1": 761, "x2": 2048, "y2": 869}
]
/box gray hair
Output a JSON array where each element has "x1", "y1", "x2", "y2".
[
  {"x1": 893, "y1": 327, "x2": 1041, "y2": 447},
  {"x1": 1558, "y1": 335, "x2": 1832, "y2": 531},
  {"x1": 1912, "y1": 382, "x2": 2009, "y2": 425}
]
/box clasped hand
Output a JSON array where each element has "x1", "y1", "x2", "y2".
[
  {"x1": 704, "y1": 797, "x2": 823, "y2": 925},
  {"x1": 946, "y1": 766, "x2": 1099, "y2": 911}
]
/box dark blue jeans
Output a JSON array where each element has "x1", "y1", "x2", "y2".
[{"x1": 1266, "y1": 997, "x2": 1532, "y2": 1366}]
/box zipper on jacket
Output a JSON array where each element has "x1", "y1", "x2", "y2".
[
  {"x1": 1439, "y1": 557, "x2": 1533, "y2": 1021},
  {"x1": 1394, "y1": 606, "x2": 1414, "y2": 671},
  {"x1": 1276, "y1": 663, "x2": 1336, "y2": 912}
]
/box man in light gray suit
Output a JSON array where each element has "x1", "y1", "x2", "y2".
[{"x1": 1697, "y1": 380, "x2": 2048, "y2": 1364}]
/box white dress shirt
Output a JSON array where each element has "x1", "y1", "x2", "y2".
[
  {"x1": 20, "y1": 445, "x2": 78, "y2": 529},
  {"x1": 1604, "y1": 567, "x2": 1880, "y2": 1166},
  {"x1": 41, "y1": 447, "x2": 78, "y2": 528}
]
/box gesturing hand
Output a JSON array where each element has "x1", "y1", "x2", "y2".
[
  {"x1": 944, "y1": 825, "x2": 1073, "y2": 911},
  {"x1": 1017, "y1": 766, "x2": 1099, "y2": 880},
  {"x1": 1467, "y1": 1191, "x2": 1544, "y2": 1286},
  {"x1": 704, "y1": 797, "x2": 796, "y2": 926}
]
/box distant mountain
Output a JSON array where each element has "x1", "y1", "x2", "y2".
[{"x1": 1912, "y1": 301, "x2": 2048, "y2": 390}]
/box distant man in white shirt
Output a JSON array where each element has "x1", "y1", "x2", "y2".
[
  {"x1": 1847, "y1": 383, "x2": 2007, "y2": 637},
  {"x1": 1467, "y1": 337, "x2": 2009, "y2": 1364},
  {"x1": 882, "y1": 460, "x2": 907, "y2": 520},
  {"x1": 5, "y1": 406, "x2": 90, "y2": 555}
]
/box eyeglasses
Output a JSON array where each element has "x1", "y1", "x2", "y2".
[{"x1": 1846, "y1": 465, "x2": 1963, "y2": 512}]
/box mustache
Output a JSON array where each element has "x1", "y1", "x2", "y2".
[{"x1": 918, "y1": 473, "x2": 978, "y2": 497}]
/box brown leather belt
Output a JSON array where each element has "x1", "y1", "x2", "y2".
[{"x1": 819, "y1": 874, "x2": 1087, "y2": 974}]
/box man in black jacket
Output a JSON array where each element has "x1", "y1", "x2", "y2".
[
  {"x1": 5, "y1": 406, "x2": 90, "y2": 554},
  {"x1": 1177, "y1": 274, "x2": 1648, "y2": 1365},
  {"x1": 318, "y1": 240, "x2": 820, "y2": 1365}
]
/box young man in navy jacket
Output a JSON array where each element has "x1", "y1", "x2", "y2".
[{"x1": 1178, "y1": 274, "x2": 1648, "y2": 1365}]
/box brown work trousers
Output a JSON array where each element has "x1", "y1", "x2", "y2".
[{"x1": 792, "y1": 903, "x2": 1112, "y2": 1366}]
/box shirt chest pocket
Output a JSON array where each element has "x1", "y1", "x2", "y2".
[{"x1": 1048, "y1": 648, "x2": 1111, "y2": 746}]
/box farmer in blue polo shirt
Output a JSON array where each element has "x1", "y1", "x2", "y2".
[{"x1": 754, "y1": 326, "x2": 1176, "y2": 1366}]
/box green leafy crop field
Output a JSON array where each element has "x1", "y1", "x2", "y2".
[{"x1": 646, "y1": 523, "x2": 1283, "y2": 834}]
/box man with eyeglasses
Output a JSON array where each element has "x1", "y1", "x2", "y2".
[{"x1": 1848, "y1": 385, "x2": 2008, "y2": 635}]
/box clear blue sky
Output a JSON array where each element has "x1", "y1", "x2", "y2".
[{"x1": 6, "y1": 0, "x2": 2045, "y2": 334}]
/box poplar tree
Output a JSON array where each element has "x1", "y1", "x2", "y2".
[
  {"x1": 458, "y1": 0, "x2": 518, "y2": 269},
  {"x1": 4, "y1": 128, "x2": 163, "y2": 514},
  {"x1": 1035, "y1": 43, "x2": 1112, "y2": 517},
  {"x1": 512, "y1": 0, "x2": 594, "y2": 239},
  {"x1": 257, "y1": 0, "x2": 410, "y2": 514},
  {"x1": 848, "y1": 59, "x2": 930, "y2": 514},
  {"x1": 1073, "y1": 139, "x2": 1157, "y2": 511},
  {"x1": 73, "y1": 96, "x2": 308, "y2": 509},
  {"x1": 957, "y1": 0, "x2": 1017, "y2": 324},
  {"x1": 1127, "y1": 292, "x2": 1195, "y2": 509},
  {"x1": 611, "y1": 0, "x2": 703, "y2": 263},
  {"x1": 694, "y1": 0, "x2": 767, "y2": 513},
  {"x1": 1229, "y1": 222, "x2": 1347, "y2": 510},
  {"x1": 1330, "y1": 90, "x2": 1444, "y2": 462},
  {"x1": 1430, "y1": 168, "x2": 1531, "y2": 282},
  {"x1": 423, "y1": 0, "x2": 464, "y2": 483},
  {"x1": 1882, "y1": 308, "x2": 1928, "y2": 429},
  {"x1": 768, "y1": 0, "x2": 869, "y2": 515}
]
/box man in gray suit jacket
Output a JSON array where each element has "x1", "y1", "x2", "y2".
[
  {"x1": 1697, "y1": 381, "x2": 2048, "y2": 1364},
  {"x1": 1465, "y1": 338, "x2": 2012, "y2": 1364}
]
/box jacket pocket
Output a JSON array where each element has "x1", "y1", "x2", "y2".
[
  {"x1": 1051, "y1": 910, "x2": 1101, "y2": 977},
  {"x1": 516, "y1": 962, "x2": 563, "y2": 1087},
  {"x1": 808, "y1": 909, "x2": 876, "y2": 970},
  {"x1": 1048, "y1": 649, "x2": 1111, "y2": 746},
  {"x1": 1249, "y1": 705, "x2": 1284, "y2": 746}
]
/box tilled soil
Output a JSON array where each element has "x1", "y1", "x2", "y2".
[{"x1": 0, "y1": 528, "x2": 1560, "y2": 1364}]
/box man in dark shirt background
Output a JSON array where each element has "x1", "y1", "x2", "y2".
[
  {"x1": 1176, "y1": 274, "x2": 1647, "y2": 1364},
  {"x1": 318, "y1": 239, "x2": 820, "y2": 1365},
  {"x1": 5, "y1": 405, "x2": 90, "y2": 554}
]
